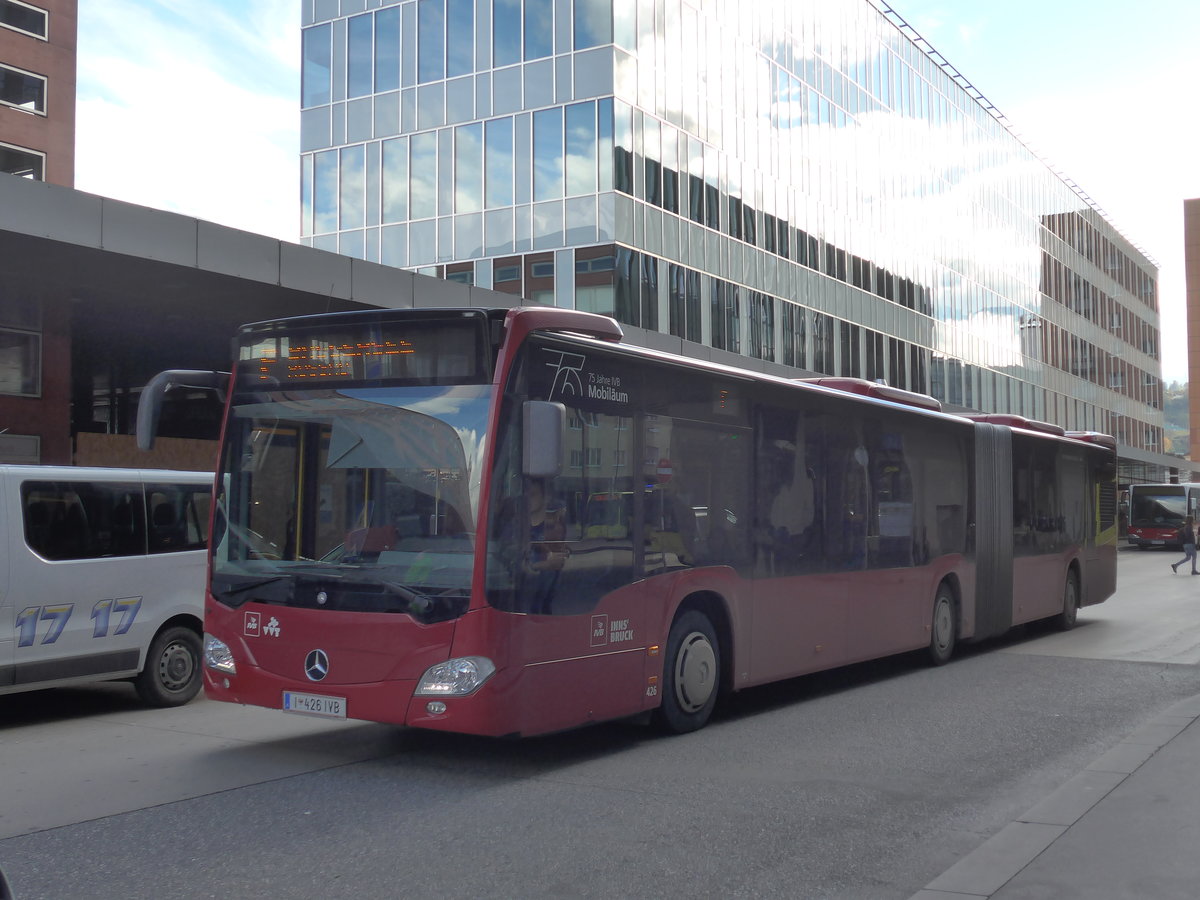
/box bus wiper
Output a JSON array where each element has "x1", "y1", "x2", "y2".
[
  {"x1": 381, "y1": 580, "x2": 435, "y2": 615},
  {"x1": 212, "y1": 575, "x2": 290, "y2": 607}
]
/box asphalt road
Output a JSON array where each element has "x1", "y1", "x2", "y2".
[{"x1": 3, "y1": 546, "x2": 1199, "y2": 900}]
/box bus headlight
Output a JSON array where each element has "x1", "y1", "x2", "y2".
[
  {"x1": 414, "y1": 656, "x2": 496, "y2": 697},
  {"x1": 204, "y1": 634, "x2": 237, "y2": 675}
]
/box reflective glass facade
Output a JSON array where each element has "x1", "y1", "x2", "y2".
[{"x1": 300, "y1": 0, "x2": 1168, "y2": 475}]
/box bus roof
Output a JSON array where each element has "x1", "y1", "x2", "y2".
[
  {"x1": 1064, "y1": 431, "x2": 1118, "y2": 451},
  {"x1": 965, "y1": 414, "x2": 1065, "y2": 436},
  {"x1": 795, "y1": 377, "x2": 943, "y2": 412},
  {"x1": 229, "y1": 306, "x2": 1117, "y2": 448}
]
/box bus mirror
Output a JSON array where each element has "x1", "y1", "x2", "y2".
[
  {"x1": 523, "y1": 401, "x2": 565, "y2": 479},
  {"x1": 136, "y1": 369, "x2": 228, "y2": 451}
]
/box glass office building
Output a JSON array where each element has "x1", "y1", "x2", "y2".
[{"x1": 299, "y1": 0, "x2": 1172, "y2": 481}]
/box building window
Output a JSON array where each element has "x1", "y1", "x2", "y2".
[
  {"x1": 374, "y1": 6, "x2": 400, "y2": 94},
  {"x1": 564, "y1": 101, "x2": 597, "y2": 196},
  {"x1": 0, "y1": 141, "x2": 43, "y2": 179},
  {"x1": 523, "y1": 0, "x2": 552, "y2": 60},
  {"x1": 533, "y1": 107, "x2": 563, "y2": 202},
  {"x1": 447, "y1": 0, "x2": 474, "y2": 78},
  {"x1": 573, "y1": 0, "x2": 611, "y2": 49},
  {"x1": 301, "y1": 24, "x2": 331, "y2": 108},
  {"x1": 381, "y1": 137, "x2": 409, "y2": 223},
  {"x1": 313, "y1": 150, "x2": 338, "y2": 233},
  {"x1": 0, "y1": 0, "x2": 46, "y2": 39},
  {"x1": 0, "y1": 63, "x2": 46, "y2": 114},
  {"x1": 0, "y1": 432, "x2": 38, "y2": 464},
  {"x1": 0, "y1": 327, "x2": 39, "y2": 396},
  {"x1": 417, "y1": 0, "x2": 445, "y2": 84},
  {"x1": 347, "y1": 13, "x2": 374, "y2": 98}
]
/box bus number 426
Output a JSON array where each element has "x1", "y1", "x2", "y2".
[{"x1": 15, "y1": 597, "x2": 142, "y2": 647}]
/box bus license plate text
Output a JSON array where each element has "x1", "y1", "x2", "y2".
[{"x1": 283, "y1": 692, "x2": 346, "y2": 718}]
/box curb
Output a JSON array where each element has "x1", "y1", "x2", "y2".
[{"x1": 909, "y1": 694, "x2": 1200, "y2": 899}]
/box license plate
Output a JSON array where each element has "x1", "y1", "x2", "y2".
[
  {"x1": 1151, "y1": 540, "x2": 1165, "y2": 545},
  {"x1": 282, "y1": 691, "x2": 346, "y2": 718}
]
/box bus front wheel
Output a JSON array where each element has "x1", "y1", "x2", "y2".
[
  {"x1": 1057, "y1": 572, "x2": 1080, "y2": 631},
  {"x1": 655, "y1": 610, "x2": 720, "y2": 734},
  {"x1": 135, "y1": 626, "x2": 202, "y2": 707},
  {"x1": 928, "y1": 584, "x2": 957, "y2": 666}
]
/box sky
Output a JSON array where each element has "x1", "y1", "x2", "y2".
[
  {"x1": 891, "y1": 0, "x2": 1200, "y2": 385},
  {"x1": 75, "y1": 0, "x2": 1200, "y2": 383},
  {"x1": 75, "y1": 0, "x2": 299, "y2": 239}
]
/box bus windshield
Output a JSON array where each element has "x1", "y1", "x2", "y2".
[
  {"x1": 211, "y1": 383, "x2": 493, "y2": 623},
  {"x1": 1130, "y1": 487, "x2": 1185, "y2": 526}
]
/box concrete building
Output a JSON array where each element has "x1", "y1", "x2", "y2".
[
  {"x1": 0, "y1": 175, "x2": 505, "y2": 467},
  {"x1": 298, "y1": 0, "x2": 1177, "y2": 484}
]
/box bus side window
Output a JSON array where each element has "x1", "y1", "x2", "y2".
[
  {"x1": 867, "y1": 419, "x2": 915, "y2": 570},
  {"x1": 755, "y1": 404, "x2": 822, "y2": 576},
  {"x1": 823, "y1": 416, "x2": 869, "y2": 571},
  {"x1": 660, "y1": 421, "x2": 752, "y2": 573},
  {"x1": 501, "y1": 407, "x2": 636, "y2": 615}
]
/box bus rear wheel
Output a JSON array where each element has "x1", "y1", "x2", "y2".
[
  {"x1": 928, "y1": 584, "x2": 956, "y2": 666},
  {"x1": 1056, "y1": 572, "x2": 1080, "y2": 631},
  {"x1": 134, "y1": 626, "x2": 202, "y2": 707},
  {"x1": 655, "y1": 610, "x2": 720, "y2": 734}
]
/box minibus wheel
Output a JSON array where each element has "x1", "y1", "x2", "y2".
[
  {"x1": 135, "y1": 626, "x2": 202, "y2": 707},
  {"x1": 655, "y1": 609, "x2": 720, "y2": 734},
  {"x1": 928, "y1": 583, "x2": 957, "y2": 666}
]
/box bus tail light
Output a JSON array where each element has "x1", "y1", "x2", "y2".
[
  {"x1": 204, "y1": 634, "x2": 237, "y2": 675},
  {"x1": 415, "y1": 656, "x2": 496, "y2": 697}
]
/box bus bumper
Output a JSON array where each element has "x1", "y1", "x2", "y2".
[
  {"x1": 202, "y1": 663, "x2": 521, "y2": 736},
  {"x1": 203, "y1": 666, "x2": 418, "y2": 727}
]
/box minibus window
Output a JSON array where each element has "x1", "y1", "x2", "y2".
[
  {"x1": 21, "y1": 481, "x2": 147, "y2": 560},
  {"x1": 147, "y1": 484, "x2": 211, "y2": 554}
]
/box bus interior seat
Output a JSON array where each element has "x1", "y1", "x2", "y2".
[{"x1": 344, "y1": 525, "x2": 397, "y2": 558}]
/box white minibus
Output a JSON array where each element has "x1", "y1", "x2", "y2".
[{"x1": 0, "y1": 466, "x2": 212, "y2": 706}]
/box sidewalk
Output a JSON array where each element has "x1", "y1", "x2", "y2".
[{"x1": 911, "y1": 694, "x2": 1200, "y2": 899}]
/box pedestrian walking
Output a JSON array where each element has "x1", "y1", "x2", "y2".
[{"x1": 1171, "y1": 516, "x2": 1197, "y2": 574}]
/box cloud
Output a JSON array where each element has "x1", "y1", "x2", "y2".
[
  {"x1": 75, "y1": 0, "x2": 299, "y2": 241},
  {"x1": 893, "y1": 0, "x2": 1200, "y2": 382},
  {"x1": 1002, "y1": 56, "x2": 1200, "y2": 382}
]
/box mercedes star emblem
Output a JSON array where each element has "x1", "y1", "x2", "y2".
[{"x1": 304, "y1": 649, "x2": 330, "y2": 682}]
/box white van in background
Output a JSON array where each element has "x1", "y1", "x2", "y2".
[{"x1": 0, "y1": 466, "x2": 212, "y2": 706}]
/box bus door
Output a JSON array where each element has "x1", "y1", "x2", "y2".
[
  {"x1": 494, "y1": 397, "x2": 647, "y2": 733},
  {"x1": 785, "y1": 409, "x2": 903, "y2": 666},
  {"x1": 846, "y1": 416, "x2": 970, "y2": 660},
  {"x1": 751, "y1": 403, "x2": 842, "y2": 681}
]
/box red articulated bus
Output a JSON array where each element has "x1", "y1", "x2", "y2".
[{"x1": 137, "y1": 306, "x2": 1118, "y2": 737}]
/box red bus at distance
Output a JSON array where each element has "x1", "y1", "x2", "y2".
[
  {"x1": 1126, "y1": 483, "x2": 1200, "y2": 549},
  {"x1": 137, "y1": 306, "x2": 1118, "y2": 737}
]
